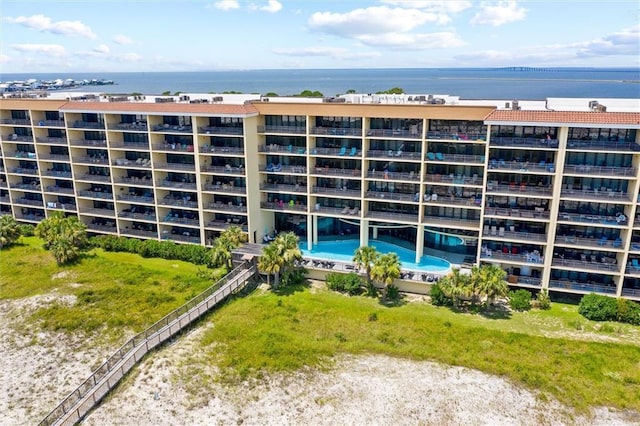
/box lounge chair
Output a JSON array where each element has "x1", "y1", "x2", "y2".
[
  {"x1": 341, "y1": 206, "x2": 350, "y2": 214},
  {"x1": 427, "y1": 152, "x2": 435, "y2": 161},
  {"x1": 338, "y1": 146, "x2": 346, "y2": 156},
  {"x1": 436, "y1": 152, "x2": 444, "y2": 161},
  {"x1": 349, "y1": 146, "x2": 357, "y2": 156},
  {"x1": 349, "y1": 206, "x2": 359, "y2": 215}
]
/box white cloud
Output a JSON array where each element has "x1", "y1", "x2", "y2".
[
  {"x1": 575, "y1": 25, "x2": 640, "y2": 57},
  {"x1": 381, "y1": 1, "x2": 472, "y2": 14},
  {"x1": 0, "y1": 54, "x2": 10, "y2": 64},
  {"x1": 112, "y1": 53, "x2": 144, "y2": 62},
  {"x1": 211, "y1": 0, "x2": 239, "y2": 11},
  {"x1": 260, "y1": 0, "x2": 282, "y2": 13},
  {"x1": 93, "y1": 44, "x2": 110, "y2": 54},
  {"x1": 273, "y1": 46, "x2": 381, "y2": 60},
  {"x1": 5, "y1": 14, "x2": 96, "y2": 38},
  {"x1": 357, "y1": 31, "x2": 466, "y2": 49},
  {"x1": 309, "y1": 6, "x2": 443, "y2": 36},
  {"x1": 113, "y1": 34, "x2": 133, "y2": 45},
  {"x1": 470, "y1": 1, "x2": 527, "y2": 27},
  {"x1": 11, "y1": 43, "x2": 67, "y2": 56}
]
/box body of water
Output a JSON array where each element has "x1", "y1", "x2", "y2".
[{"x1": 2, "y1": 68, "x2": 639, "y2": 99}]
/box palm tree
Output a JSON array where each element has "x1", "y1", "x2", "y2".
[
  {"x1": 474, "y1": 264, "x2": 508, "y2": 306},
  {"x1": 210, "y1": 225, "x2": 247, "y2": 269},
  {"x1": 370, "y1": 252, "x2": 401, "y2": 301},
  {"x1": 258, "y1": 242, "x2": 281, "y2": 287},
  {"x1": 35, "y1": 213, "x2": 88, "y2": 265},
  {"x1": 440, "y1": 267, "x2": 470, "y2": 308},
  {"x1": 353, "y1": 246, "x2": 379, "y2": 293},
  {"x1": 258, "y1": 232, "x2": 301, "y2": 288},
  {"x1": 0, "y1": 215, "x2": 21, "y2": 249}
]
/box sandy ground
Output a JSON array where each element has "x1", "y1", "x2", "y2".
[{"x1": 2, "y1": 294, "x2": 639, "y2": 426}]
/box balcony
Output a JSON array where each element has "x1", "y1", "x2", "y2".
[
  {"x1": 368, "y1": 170, "x2": 420, "y2": 182},
  {"x1": 118, "y1": 211, "x2": 156, "y2": 221},
  {"x1": 10, "y1": 167, "x2": 39, "y2": 175},
  {"x1": 426, "y1": 152, "x2": 485, "y2": 164},
  {"x1": 311, "y1": 127, "x2": 362, "y2": 137},
  {"x1": 367, "y1": 210, "x2": 417, "y2": 223},
  {"x1": 483, "y1": 228, "x2": 547, "y2": 243},
  {"x1": 490, "y1": 136, "x2": 558, "y2": 148},
  {"x1": 622, "y1": 287, "x2": 640, "y2": 298},
  {"x1": 423, "y1": 215, "x2": 479, "y2": 229},
  {"x1": 73, "y1": 156, "x2": 109, "y2": 165},
  {"x1": 77, "y1": 190, "x2": 113, "y2": 200},
  {"x1": 109, "y1": 122, "x2": 148, "y2": 131},
  {"x1": 80, "y1": 208, "x2": 115, "y2": 217},
  {"x1": 36, "y1": 136, "x2": 67, "y2": 145},
  {"x1": 45, "y1": 186, "x2": 75, "y2": 195},
  {"x1": 199, "y1": 126, "x2": 243, "y2": 135},
  {"x1": 427, "y1": 131, "x2": 485, "y2": 141},
  {"x1": 367, "y1": 129, "x2": 421, "y2": 139},
  {"x1": 480, "y1": 251, "x2": 544, "y2": 265},
  {"x1": 86, "y1": 223, "x2": 118, "y2": 234},
  {"x1": 367, "y1": 149, "x2": 421, "y2": 160},
  {"x1": 257, "y1": 125, "x2": 306, "y2": 134},
  {"x1": 486, "y1": 182, "x2": 553, "y2": 197},
  {"x1": 551, "y1": 257, "x2": 619, "y2": 273},
  {"x1": 262, "y1": 164, "x2": 308, "y2": 175},
  {"x1": 205, "y1": 202, "x2": 247, "y2": 213},
  {"x1": 563, "y1": 164, "x2": 635, "y2": 177},
  {"x1": 3, "y1": 134, "x2": 33, "y2": 142},
  {"x1": 558, "y1": 212, "x2": 627, "y2": 227},
  {"x1": 117, "y1": 194, "x2": 154, "y2": 204},
  {"x1": 38, "y1": 154, "x2": 70, "y2": 162},
  {"x1": 201, "y1": 165, "x2": 245, "y2": 175},
  {"x1": 151, "y1": 124, "x2": 193, "y2": 133},
  {"x1": 36, "y1": 120, "x2": 65, "y2": 127},
  {"x1": 6, "y1": 151, "x2": 37, "y2": 159},
  {"x1": 365, "y1": 190, "x2": 415, "y2": 203},
  {"x1": 508, "y1": 276, "x2": 542, "y2": 287},
  {"x1": 76, "y1": 174, "x2": 111, "y2": 183},
  {"x1": 116, "y1": 177, "x2": 153, "y2": 186},
  {"x1": 424, "y1": 174, "x2": 482, "y2": 185},
  {"x1": 1, "y1": 118, "x2": 31, "y2": 125},
  {"x1": 426, "y1": 194, "x2": 482, "y2": 208},
  {"x1": 155, "y1": 162, "x2": 196, "y2": 172},
  {"x1": 109, "y1": 141, "x2": 150, "y2": 149},
  {"x1": 69, "y1": 139, "x2": 107, "y2": 148},
  {"x1": 488, "y1": 159, "x2": 554, "y2": 173},
  {"x1": 122, "y1": 228, "x2": 158, "y2": 239},
  {"x1": 45, "y1": 201, "x2": 76, "y2": 211},
  {"x1": 261, "y1": 201, "x2": 307, "y2": 213},
  {"x1": 199, "y1": 145, "x2": 244, "y2": 155},
  {"x1": 160, "y1": 215, "x2": 200, "y2": 227},
  {"x1": 72, "y1": 121, "x2": 104, "y2": 129},
  {"x1": 548, "y1": 280, "x2": 616, "y2": 294},
  {"x1": 262, "y1": 183, "x2": 307, "y2": 194},
  {"x1": 14, "y1": 198, "x2": 43, "y2": 206},
  {"x1": 202, "y1": 183, "x2": 246, "y2": 194},
  {"x1": 206, "y1": 219, "x2": 248, "y2": 231},
  {"x1": 162, "y1": 233, "x2": 201, "y2": 244},
  {"x1": 156, "y1": 180, "x2": 197, "y2": 190},
  {"x1": 555, "y1": 235, "x2": 623, "y2": 250},
  {"x1": 560, "y1": 188, "x2": 630, "y2": 202},
  {"x1": 567, "y1": 139, "x2": 640, "y2": 152},
  {"x1": 158, "y1": 196, "x2": 198, "y2": 209},
  {"x1": 484, "y1": 207, "x2": 550, "y2": 220},
  {"x1": 153, "y1": 143, "x2": 195, "y2": 152}
]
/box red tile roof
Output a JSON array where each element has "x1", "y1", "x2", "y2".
[
  {"x1": 59, "y1": 101, "x2": 259, "y2": 115},
  {"x1": 485, "y1": 110, "x2": 640, "y2": 126}
]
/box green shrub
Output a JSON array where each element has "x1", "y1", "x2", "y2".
[
  {"x1": 535, "y1": 289, "x2": 552, "y2": 310},
  {"x1": 429, "y1": 282, "x2": 451, "y2": 306},
  {"x1": 326, "y1": 272, "x2": 363, "y2": 296},
  {"x1": 19, "y1": 224, "x2": 35, "y2": 237},
  {"x1": 578, "y1": 293, "x2": 618, "y2": 321},
  {"x1": 280, "y1": 268, "x2": 307, "y2": 287},
  {"x1": 508, "y1": 289, "x2": 532, "y2": 311},
  {"x1": 386, "y1": 284, "x2": 400, "y2": 301},
  {"x1": 616, "y1": 298, "x2": 640, "y2": 326}
]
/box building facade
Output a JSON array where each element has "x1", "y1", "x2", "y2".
[{"x1": 1, "y1": 93, "x2": 639, "y2": 300}]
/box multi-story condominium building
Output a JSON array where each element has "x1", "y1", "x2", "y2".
[{"x1": 1, "y1": 92, "x2": 639, "y2": 300}]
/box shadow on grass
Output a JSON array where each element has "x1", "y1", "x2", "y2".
[
  {"x1": 378, "y1": 296, "x2": 407, "y2": 307},
  {"x1": 271, "y1": 280, "x2": 311, "y2": 296},
  {"x1": 446, "y1": 302, "x2": 512, "y2": 320}
]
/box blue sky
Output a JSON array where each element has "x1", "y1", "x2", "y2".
[{"x1": 1, "y1": 0, "x2": 639, "y2": 73}]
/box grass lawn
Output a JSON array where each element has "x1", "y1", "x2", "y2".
[
  {"x1": 0, "y1": 237, "x2": 222, "y2": 341},
  {"x1": 201, "y1": 284, "x2": 640, "y2": 413}
]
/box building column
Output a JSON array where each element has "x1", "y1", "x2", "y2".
[
  {"x1": 415, "y1": 224, "x2": 424, "y2": 263},
  {"x1": 312, "y1": 215, "x2": 318, "y2": 246},
  {"x1": 361, "y1": 219, "x2": 369, "y2": 247}
]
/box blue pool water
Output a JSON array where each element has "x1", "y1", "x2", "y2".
[{"x1": 300, "y1": 239, "x2": 451, "y2": 273}]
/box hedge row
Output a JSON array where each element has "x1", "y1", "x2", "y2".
[
  {"x1": 578, "y1": 293, "x2": 640, "y2": 325},
  {"x1": 90, "y1": 235, "x2": 213, "y2": 266}
]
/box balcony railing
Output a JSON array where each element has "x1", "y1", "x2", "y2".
[
  {"x1": 117, "y1": 194, "x2": 154, "y2": 204},
  {"x1": 36, "y1": 119, "x2": 65, "y2": 127},
  {"x1": 365, "y1": 190, "x2": 417, "y2": 203},
  {"x1": 261, "y1": 201, "x2": 307, "y2": 212},
  {"x1": 11, "y1": 183, "x2": 41, "y2": 191},
  {"x1": 160, "y1": 216, "x2": 200, "y2": 227},
  {"x1": 560, "y1": 188, "x2": 630, "y2": 202},
  {"x1": 549, "y1": 280, "x2": 617, "y2": 294},
  {"x1": 10, "y1": 167, "x2": 39, "y2": 175},
  {"x1": 368, "y1": 170, "x2": 420, "y2": 181},
  {"x1": 367, "y1": 149, "x2": 420, "y2": 160},
  {"x1": 427, "y1": 131, "x2": 485, "y2": 141},
  {"x1": 509, "y1": 276, "x2": 542, "y2": 287},
  {"x1": 367, "y1": 129, "x2": 421, "y2": 139},
  {"x1": 205, "y1": 202, "x2": 247, "y2": 213},
  {"x1": 156, "y1": 180, "x2": 197, "y2": 190},
  {"x1": 109, "y1": 141, "x2": 150, "y2": 149},
  {"x1": 259, "y1": 144, "x2": 308, "y2": 155},
  {"x1": 3, "y1": 134, "x2": 34, "y2": 142},
  {"x1": 109, "y1": 122, "x2": 148, "y2": 131},
  {"x1": 161, "y1": 233, "x2": 201, "y2": 244},
  {"x1": 202, "y1": 183, "x2": 246, "y2": 194},
  {"x1": 80, "y1": 208, "x2": 116, "y2": 217},
  {"x1": 70, "y1": 139, "x2": 107, "y2": 147},
  {"x1": 423, "y1": 215, "x2": 479, "y2": 228},
  {"x1": 567, "y1": 139, "x2": 640, "y2": 152},
  {"x1": 72, "y1": 121, "x2": 104, "y2": 129},
  {"x1": 262, "y1": 165, "x2": 308, "y2": 174},
  {"x1": 73, "y1": 156, "x2": 109, "y2": 165},
  {"x1": 486, "y1": 182, "x2": 553, "y2": 196},
  {"x1": 39, "y1": 154, "x2": 70, "y2": 162},
  {"x1": 86, "y1": 223, "x2": 118, "y2": 233},
  {"x1": 622, "y1": 287, "x2": 640, "y2": 298},
  {"x1": 151, "y1": 124, "x2": 193, "y2": 133},
  {"x1": 200, "y1": 145, "x2": 244, "y2": 155},
  {"x1": 490, "y1": 136, "x2": 558, "y2": 148},
  {"x1": 45, "y1": 186, "x2": 74, "y2": 195},
  {"x1": 206, "y1": 219, "x2": 248, "y2": 232},
  {"x1": 76, "y1": 174, "x2": 111, "y2": 182},
  {"x1": 152, "y1": 144, "x2": 195, "y2": 152},
  {"x1": 199, "y1": 126, "x2": 243, "y2": 135},
  {"x1": 257, "y1": 125, "x2": 306, "y2": 134},
  {"x1": 551, "y1": 257, "x2": 619, "y2": 272},
  {"x1": 428, "y1": 153, "x2": 485, "y2": 164},
  {"x1": 14, "y1": 198, "x2": 44, "y2": 206},
  {"x1": 118, "y1": 211, "x2": 156, "y2": 221},
  {"x1": 116, "y1": 177, "x2": 153, "y2": 186},
  {"x1": 154, "y1": 162, "x2": 196, "y2": 171},
  {"x1": 262, "y1": 183, "x2": 307, "y2": 193},
  {"x1": 563, "y1": 164, "x2": 636, "y2": 177},
  {"x1": 555, "y1": 235, "x2": 623, "y2": 249},
  {"x1": 121, "y1": 229, "x2": 158, "y2": 239},
  {"x1": 311, "y1": 127, "x2": 362, "y2": 137},
  {"x1": 36, "y1": 136, "x2": 67, "y2": 145},
  {"x1": 424, "y1": 174, "x2": 482, "y2": 185},
  {"x1": 77, "y1": 190, "x2": 113, "y2": 200},
  {"x1": 484, "y1": 207, "x2": 550, "y2": 220},
  {"x1": 488, "y1": 160, "x2": 555, "y2": 173},
  {"x1": 6, "y1": 151, "x2": 37, "y2": 159},
  {"x1": 45, "y1": 202, "x2": 76, "y2": 211},
  {"x1": 367, "y1": 210, "x2": 418, "y2": 223},
  {"x1": 483, "y1": 228, "x2": 547, "y2": 242},
  {"x1": 1, "y1": 118, "x2": 31, "y2": 125},
  {"x1": 158, "y1": 197, "x2": 198, "y2": 209},
  {"x1": 200, "y1": 165, "x2": 245, "y2": 175},
  {"x1": 481, "y1": 251, "x2": 544, "y2": 264},
  {"x1": 558, "y1": 212, "x2": 627, "y2": 227}
]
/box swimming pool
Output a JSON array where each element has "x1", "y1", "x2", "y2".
[{"x1": 300, "y1": 239, "x2": 451, "y2": 273}]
